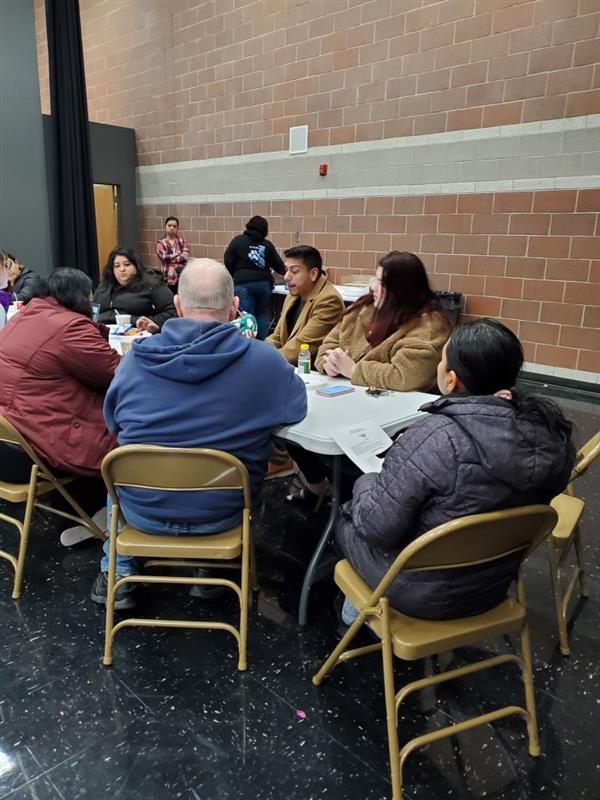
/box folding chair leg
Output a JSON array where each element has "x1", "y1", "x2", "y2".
[
  {"x1": 573, "y1": 528, "x2": 588, "y2": 598},
  {"x1": 103, "y1": 531, "x2": 118, "y2": 667},
  {"x1": 546, "y1": 542, "x2": 570, "y2": 657},
  {"x1": 51, "y1": 482, "x2": 105, "y2": 539},
  {"x1": 238, "y1": 531, "x2": 250, "y2": 672},
  {"x1": 250, "y1": 541, "x2": 259, "y2": 593},
  {"x1": 518, "y1": 620, "x2": 541, "y2": 758},
  {"x1": 312, "y1": 611, "x2": 368, "y2": 686},
  {"x1": 380, "y1": 599, "x2": 402, "y2": 800},
  {"x1": 12, "y1": 467, "x2": 38, "y2": 599}
]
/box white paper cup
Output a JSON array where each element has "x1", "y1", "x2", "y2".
[
  {"x1": 120, "y1": 338, "x2": 134, "y2": 355},
  {"x1": 115, "y1": 313, "x2": 131, "y2": 327}
]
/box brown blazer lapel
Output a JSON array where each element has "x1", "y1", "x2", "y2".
[{"x1": 287, "y1": 274, "x2": 328, "y2": 339}]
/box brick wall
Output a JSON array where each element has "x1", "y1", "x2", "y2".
[
  {"x1": 33, "y1": 0, "x2": 599, "y2": 377},
  {"x1": 139, "y1": 187, "x2": 600, "y2": 373},
  {"x1": 35, "y1": 0, "x2": 600, "y2": 166}
]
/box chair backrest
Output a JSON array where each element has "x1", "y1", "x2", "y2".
[
  {"x1": 371, "y1": 505, "x2": 557, "y2": 600},
  {"x1": 570, "y1": 430, "x2": 600, "y2": 486},
  {"x1": 101, "y1": 445, "x2": 252, "y2": 510},
  {"x1": 0, "y1": 415, "x2": 50, "y2": 475}
]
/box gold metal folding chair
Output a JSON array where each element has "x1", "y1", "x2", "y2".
[
  {"x1": 0, "y1": 415, "x2": 105, "y2": 599},
  {"x1": 548, "y1": 430, "x2": 600, "y2": 656},
  {"x1": 313, "y1": 505, "x2": 557, "y2": 800},
  {"x1": 101, "y1": 445, "x2": 256, "y2": 671}
]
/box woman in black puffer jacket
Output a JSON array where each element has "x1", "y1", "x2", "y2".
[
  {"x1": 94, "y1": 248, "x2": 176, "y2": 332},
  {"x1": 336, "y1": 318, "x2": 575, "y2": 621}
]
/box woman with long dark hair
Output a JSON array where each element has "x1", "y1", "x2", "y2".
[
  {"x1": 287, "y1": 251, "x2": 451, "y2": 506},
  {"x1": 316, "y1": 251, "x2": 450, "y2": 390},
  {"x1": 336, "y1": 317, "x2": 575, "y2": 623},
  {"x1": 94, "y1": 247, "x2": 176, "y2": 332}
]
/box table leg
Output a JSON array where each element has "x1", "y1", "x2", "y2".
[{"x1": 298, "y1": 455, "x2": 341, "y2": 626}]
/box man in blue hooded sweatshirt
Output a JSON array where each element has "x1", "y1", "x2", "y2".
[{"x1": 91, "y1": 259, "x2": 307, "y2": 609}]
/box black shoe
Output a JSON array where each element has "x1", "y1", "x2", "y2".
[
  {"x1": 189, "y1": 567, "x2": 225, "y2": 600},
  {"x1": 90, "y1": 571, "x2": 137, "y2": 611}
]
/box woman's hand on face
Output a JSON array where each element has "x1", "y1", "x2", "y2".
[{"x1": 136, "y1": 317, "x2": 159, "y2": 333}]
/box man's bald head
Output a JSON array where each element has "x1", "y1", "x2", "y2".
[{"x1": 176, "y1": 258, "x2": 238, "y2": 322}]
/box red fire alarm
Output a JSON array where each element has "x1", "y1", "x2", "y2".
[{"x1": 319, "y1": 163, "x2": 328, "y2": 176}]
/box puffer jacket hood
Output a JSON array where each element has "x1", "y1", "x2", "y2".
[
  {"x1": 133, "y1": 317, "x2": 250, "y2": 384},
  {"x1": 423, "y1": 395, "x2": 569, "y2": 496}
]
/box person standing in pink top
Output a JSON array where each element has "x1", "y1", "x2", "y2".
[{"x1": 156, "y1": 215, "x2": 189, "y2": 292}]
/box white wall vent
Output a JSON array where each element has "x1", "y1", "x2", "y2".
[{"x1": 289, "y1": 125, "x2": 308, "y2": 155}]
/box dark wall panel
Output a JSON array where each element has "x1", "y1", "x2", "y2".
[
  {"x1": 0, "y1": 0, "x2": 53, "y2": 275},
  {"x1": 43, "y1": 116, "x2": 137, "y2": 279},
  {"x1": 89, "y1": 121, "x2": 138, "y2": 254}
]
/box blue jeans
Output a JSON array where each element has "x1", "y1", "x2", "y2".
[
  {"x1": 234, "y1": 281, "x2": 272, "y2": 340},
  {"x1": 100, "y1": 499, "x2": 243, "y2": 577}
]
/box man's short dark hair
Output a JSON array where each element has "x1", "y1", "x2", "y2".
[{"x1": 284, "y1": 245, "x2": 322, "y2": 274}]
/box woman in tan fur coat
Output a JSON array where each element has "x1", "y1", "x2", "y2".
[
  {"x1": 315, "y1": 251, "x2": 450, "y2": 391},
  {"x1": 287, "y1": 251, "x2": 451, "y2": 506}
]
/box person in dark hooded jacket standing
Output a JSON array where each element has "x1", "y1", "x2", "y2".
[
  {"x1": 336, "y1": 318, "x2": 575, "y2": 623},
  {"x1": 224, "y1": 216, "x2": 285, "y2": 340}
]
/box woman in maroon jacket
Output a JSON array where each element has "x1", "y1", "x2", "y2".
[{"x1": 0, "y1": 268, "x2": 120, "y2": 485}]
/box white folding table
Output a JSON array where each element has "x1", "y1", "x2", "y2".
[{"x1": 276, "y1": 375, "x2": 435, "y2": 625}]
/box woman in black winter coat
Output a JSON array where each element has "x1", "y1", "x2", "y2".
[
  {"x1": 94, "y1": 248, "x2": 177, "y2": 332},
  {"x1": 224, "y1": 216, "x2": 285, "y2": 340},
  {"x1": 4, "y1": 252, "x2": 41, "y2": 302},
  {"x1": 336, "y1": 318, "x2": 575, "y2": 622}
]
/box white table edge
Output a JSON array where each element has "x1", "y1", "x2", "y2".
[{"x1": 275, "y1": 409, "x2": 428, "y2": 456}]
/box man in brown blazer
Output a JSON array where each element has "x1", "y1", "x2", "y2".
[{"x1": 267, "y1": 245, "x2": 344, "y2": 365}]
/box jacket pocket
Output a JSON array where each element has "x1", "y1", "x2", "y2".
[{"x1": 66, "y1": 419, "x2": 106, "y2": 471}]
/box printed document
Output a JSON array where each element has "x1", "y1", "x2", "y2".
[{"x1": 331, "y1": 421, "x2": 393, "y2": 474}]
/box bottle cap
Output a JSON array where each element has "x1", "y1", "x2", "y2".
[{"x1": 300, "y1": 343, "x2": 309, "y2": 350}]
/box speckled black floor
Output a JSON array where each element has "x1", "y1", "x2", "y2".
[{"x1": 0, "y1": 385, "x2": 598, "y2": 800}]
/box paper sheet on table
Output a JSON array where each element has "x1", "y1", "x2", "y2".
[{"x1": 331, "y1": 420, "x2": 392, "y2": 474}]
